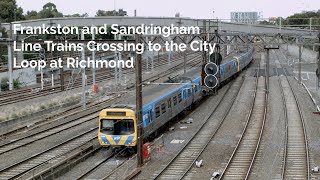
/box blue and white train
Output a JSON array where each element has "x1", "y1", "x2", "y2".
[{"x1": 98, "y1": 47, "x2": 254, "y2": 150}]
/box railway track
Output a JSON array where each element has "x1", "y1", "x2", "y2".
[
  {"x1": 77, "y1": 150, "x2": 130, "y2": 180},
  {"x1": 219, "y1": 61, "x2": 267, "y2": 179},
  {"x1": 274, "y1": 50, "x2": 310, "y2": 180},
  {"x1": 0, "y1": 128, "x2": 97, "y2": 180},
  {"x1": 77, "y1": 151, "x2": 116, "y2": 180},
  {"x1": 152, "y1": 74, "x2": 245, "y2": 179},
  {"x1": 0, "y1": 104, "x2": 109, "y2": 155},
  {"x1": 0, "y1": 52, "x2": 196, "y2": 106}
]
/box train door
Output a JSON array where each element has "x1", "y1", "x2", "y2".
[
  {"x1": 191, "y1": 84, "x2": 196, "y2": 102},
  {"x1": 167, "y1": 98, "x2": 172, "y2": 119},
  {"x1": 148, "y1": 109, "x2": 153, "y2": 131},
  {"x1": 183, "y1": 88, "x2": 193, "y2": 108}
]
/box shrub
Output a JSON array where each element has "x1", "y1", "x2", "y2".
[
  {"x1": 40, "y1": 104, "x2": 46, "y2": 110},
  {"x1": 0, "y1": 78, "x2": 22, "y2": 90}
]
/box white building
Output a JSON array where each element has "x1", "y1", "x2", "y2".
[{"x1": 231, "y1": 12, "x2": 260, "y2": 24}]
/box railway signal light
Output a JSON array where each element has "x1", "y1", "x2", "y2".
[
  {"x1": 204, "y1": 75, "x2": 218, "y2": 89},
  {"x1": 39, "y1": 48, "x2": 45, "y2": 61},
  {"x1": 209, "y1": 52, "x2": 222, "y2": 64},
  {"x1": 204, "y1": 62, "x2": 218, "y2": 76},
  {"x1": 203, "y1": 52, "x2": 220, "y2": 89}
]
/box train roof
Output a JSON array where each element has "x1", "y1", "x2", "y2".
[{"x1": 220, "y1": 47, "x2": 253, "y2": 64}]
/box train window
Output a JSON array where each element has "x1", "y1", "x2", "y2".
[
  {"x1": 178, "y1": 93, "x2": 182, "y2": 103},
  {"x1": 195, "y1": 85, "x2": 198, "y2": 92},
  {"x1": 173, "y1": 96, "x2": 177, "y2": 105},
  {"x1": 148, "y1": 110, "x2": 153, "y2": 122},
  {"x1": 100, "y1": 119, "x2": 134, "y2": 135},
  {"x1": 188, "y1": 89, "x2": 192, "y2": 97},
  {"x1": 161, "y1": 103, "x2": 166, "y2": 114},
  {"x1": 168, "y1": 99, "x2": 171, "y2": 108},
  {"x1": 155, "y1": 107, "x2": 161, "y2": 118}
]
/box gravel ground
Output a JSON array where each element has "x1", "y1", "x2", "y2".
[
  {"x1": 183, "y1": 76, "x2": 256, "y2": 180},
  {"x1": 57, "y1": 148, "x2": 129, "y2": 180},
  {"x1": 277, "y1": 48, "x2": 320, "y2": 180},
  {"x1": 180, "y1": 51, "x2": 261, "y2": 180},
  {"x1": 0, "y1": 118, "x2": 97, "y2": 170},
  {"x1": 281, "y1": 46, "x2": 320, "y2": 110},
  {"x1": 248, "y1": 51, "x2": 286, "y2": 179}
]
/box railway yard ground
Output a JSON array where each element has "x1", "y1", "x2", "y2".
[
  {"x1": 1, "y1": 46, "x2": 320, "y2": 180},
  {"x1": 133, "y1": 47, "x2": 320, "y2": 180}
]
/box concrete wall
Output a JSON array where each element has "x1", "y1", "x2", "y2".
[
  {"x1": 283, "y1": 44, "x2": 318, "y2": 63},
  {"x1": 0, "y1": 67, "x2": 36, "y2": 86}
]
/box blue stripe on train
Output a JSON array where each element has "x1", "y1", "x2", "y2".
[
  {"x1": 100, "y1": 136, "x2": 110, "y2": 144},
  {"x1": 112, "y1": 135, "x2": 122, "y2": 144},
  {"x1": 124, "y1": 136, "x2": 134, "y2": 145}
]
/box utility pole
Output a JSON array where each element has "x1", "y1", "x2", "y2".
[
  {"x1": 135, "y1": 34, "x2": 143, "y2": 167},
  {"x1": 168, "y1": 37, "x2": 171, "y2": 65},
  {"x1": 151, "y1": 37, "x2": 154, "y2": 72},
  {"x1": 114, "y1": 34, "x2": 118, "y2": 86},
  {"x1": 317, "y1": 32, "x2": 320, "y2": 90},
  {"x1": 146, "y1": 36, "x2": 149, "y2": 72},
  {"x1": 168, "y1": 49, "x2": 171, "y2": 65},
  {"x1": 266, "y1": 49, "x2": 270, "y2": 92},
  {"x1": 40, "y1": 65, "x2": 44, "y2": 90},
  {"x1": 92, "y1": 30, "x2": 96, "y2": 86},
  {"x1": 279, "y1": 17, "x2": 282, "y2": 33},
  {"x1": 7, "y1": 43, "x2": 13, "y2": 91},
  {"x1": 310, "y1": 17, "x2": 312, "y2": 33},
  {"x1": 60, "y1": 46, "x2": 64, "y2": 91},
  {"x1": 183, "y1": 36, "x2": 187, "y2": 74},
  {"x1": 264, "y1": 46, "x2": 279, "y2": 92},
  {"x1": 51, "y1": 72, "x2": 54, "y2": 88},
  {"x1": 81, "y1": 31, "x2": 86, "y2": 109},
  {"x1": 298, "y1": 37, "x2": 303, "y2": 84},
  {"x1": 118, "y1": 35, "x2": 122, "y2": 83},
  {"x1": 8, "y1": 23, "x2": 13, "y2": 91}
]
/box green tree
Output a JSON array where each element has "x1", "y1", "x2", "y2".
[
  {"x1": 0, "y1": 77, "x2": 22, "y2": 91},
  {"x1": 65, "y1": 13, "x2": 89, "y2": 18},
  {"x1": 0, "y1": 0, "x2": 24, "y2": 22},
  {"x1": 285, "y1": 10, "x2": 320, "y2": 27},
  {"x1": 95, "y1": 9, "x2": 127, "y2": 17},
  {"x1": 13, "y1": 78, "x2": 21, "y2": 89},
  {"x1": 25, "y1": 10, "x2": 38, "y2": 20},
  {"x1": 259, "y1": 20, "x2": 274, "y2": 25},
  {"x1": 38, "y1": 2, "x2": 63, "y2": 18},
  {"x1": 0, "y1": 77, "x2": 9, "y2": 91}
]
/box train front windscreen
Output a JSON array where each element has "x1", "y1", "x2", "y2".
[{"x1": 100, "y1": 119, "x2": 135, "y2": 135}]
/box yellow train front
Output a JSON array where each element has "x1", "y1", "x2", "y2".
[{"x1": 98, "y1": 107, "x2": 137, "y2": 152}]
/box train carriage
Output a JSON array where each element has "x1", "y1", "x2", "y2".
[
  {"x1": 98, "y1": 68, "x2": 202, "y2": 149},
  {"x1": 98, "y1": 47, "x2": 254, "y2": 151}
]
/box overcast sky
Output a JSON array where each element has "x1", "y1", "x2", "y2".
[{"x1": 16, "y1": 0, "x2": 319, "y2": 19}]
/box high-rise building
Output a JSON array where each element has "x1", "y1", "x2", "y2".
[{"x1": 231, "y1": 12, "x2": 259, "y2": 24}]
